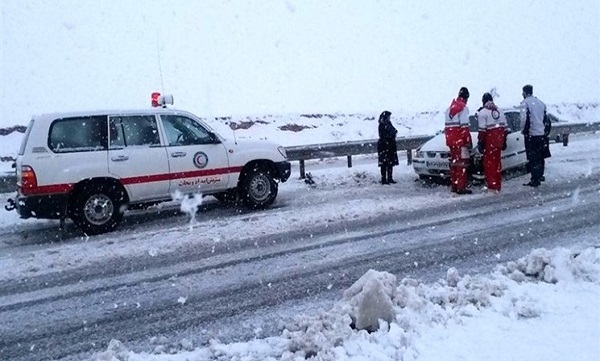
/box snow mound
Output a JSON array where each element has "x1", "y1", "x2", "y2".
[
  {"x1": 496, "y1": 247, "x2": 600, "y2": 284},
  {"x1": 93, "y1": 246, "x2": 600, "y2": 361}
]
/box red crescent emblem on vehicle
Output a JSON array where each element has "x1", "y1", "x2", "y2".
[{"x1": 193, "y1": 152, "x2": 209, "y2": 169}]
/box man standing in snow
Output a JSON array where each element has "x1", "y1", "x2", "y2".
[
  {"x1": 476, "y1": 92, "x2": 508, "y2": 193},
  {"x1": 377, "y1": 110, "x2": 399, "y2": 184},
  {"x1": 520, "y1": 84, "x2": 547, "y2": 187},
  {"x1": 444, "y1": 87, "x2": 473, "y2": 194}
]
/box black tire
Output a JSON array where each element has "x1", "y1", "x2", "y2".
[
  {"x1": 70, "y1": 183, "x2": 125, "y2": 235},
  {"x1": 239, "y1": 166, "x2": 278, "y2": 209}
]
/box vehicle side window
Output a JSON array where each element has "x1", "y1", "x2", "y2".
[
  {"x1": 49, "y1": 116, "x2": 108, "y2": 153},
  {"x1": 109, "y1": 115, "x2": 160, "y2": 149},
  {"x1": 505, "y1": 112, "x2": 521, "y2": 133},
  {"x1": 468, "y1": 115, "x2": 479, "y2": 132},
  {"x1": 160, "y1": 115, "x2": 215, "y2": 146}
]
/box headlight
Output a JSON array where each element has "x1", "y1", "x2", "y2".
[
  {"x1": 415, "y1": 150, "x2": 424, "y2": 158},
  {"x1": 277, "y1": 146, "x2": 287, "y2": 159}
]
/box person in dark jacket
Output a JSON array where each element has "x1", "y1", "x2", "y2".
[{"x1": 377, "y1": 110, "x2": 399, "y2": 184}]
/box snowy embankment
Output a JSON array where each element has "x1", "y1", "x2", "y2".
[{"x1": 95, "y1": 246, "x2": 600, "y2": 361}]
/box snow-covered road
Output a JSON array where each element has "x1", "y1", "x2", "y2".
[{"x1": 0, "y1": 133, "x2": 599, "y2": 361}]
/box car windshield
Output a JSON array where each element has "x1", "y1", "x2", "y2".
[{"x1": 468, "y1": 111, "x2": 522, "y2": 133}]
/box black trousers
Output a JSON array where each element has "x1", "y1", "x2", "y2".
[
  {"x1": 526, "y1": 136, "x2": 545, "y2": 184},
  {"x1": 380, "y1": 164, "x2": 394, "y2": 183}
]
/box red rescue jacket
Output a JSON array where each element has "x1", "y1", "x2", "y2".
[{"x1": 445, "y1": 97, "x2": 472, "y2": 148}]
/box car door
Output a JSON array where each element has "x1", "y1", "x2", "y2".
[
  {"x1": 108, "y1": 114, "x2": 170, "y2": 202},
  {"x1": 158, "y1": 114, "x2": 230, "y2": 195},
  {"x1": 502, "y1": 112, "x2": 527, "y2": 169}
]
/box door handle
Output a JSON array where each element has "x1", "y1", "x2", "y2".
[
  {"x1": 110, "y1": 155, "x2": 129, "y2": 162},
  {"x1": 171, "y1": 152, "x2": 187, "y2": 158}
]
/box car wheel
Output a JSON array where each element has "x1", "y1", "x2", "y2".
[
  {"x1": 71, "y1": 184, "x2": 125, "y2": 235},
  {"x1": 240, "y1": 166, "x2": 278, "y2": 209}
]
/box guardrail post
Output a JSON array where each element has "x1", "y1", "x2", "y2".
[
  {"x1": 406, "y1": 149, "x2": 412, "y2": 165},
  {"x1": 347, "y1": 155, "x2": 352, "y2": 168},
  {"x1": 299, "y1": 160, "x2": 306, "y2": 179}
]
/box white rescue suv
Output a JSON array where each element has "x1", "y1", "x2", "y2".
[{"x1": 6, "y1": 94, "x2": 291, "y2": 234}]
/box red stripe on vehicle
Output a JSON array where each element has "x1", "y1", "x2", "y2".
[
  {"x1": 23, "y1": 166, "x2": 244, "y2": 196},
  {"x1": 120, "y1": 173, "x2": 172, "y2": 185},
  {"x1": 120, "y1": 166, "x2": 243, "y2": 185}
]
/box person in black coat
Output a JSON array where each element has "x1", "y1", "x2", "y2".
[{"x1": 377, "y1": 110, "x2": 399, "y2": 184}]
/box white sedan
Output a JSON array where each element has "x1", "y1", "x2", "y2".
[{"x1": 412, "y1": 111, "x2": 560, "y2": 180}]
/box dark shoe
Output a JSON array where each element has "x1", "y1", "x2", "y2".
[
  {"x1": 523, "y1": 181, "x2": 540, "y2": 188},
  {"x1": 540, "y1": 176, "x2": 546, "y2": 182},
  {"x1": 387, "y1": 168, "x2": 395, "y2": 184},
  {"x1": 381, "y1": 179, "x2": 389, "y2": 185},
  {"x1": 455, "y1": 189, "x2": 473, "y2": 195}
]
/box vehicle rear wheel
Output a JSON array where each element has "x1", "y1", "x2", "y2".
[
  {"x1": 70, "y1": 184, "x2": 125, "y2": 235},
  {"x1": 239, "y1": 166, "x2": 278, "y2": 209}
]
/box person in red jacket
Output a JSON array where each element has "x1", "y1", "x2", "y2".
[
  {"x1": 444, "y1": 87, "x2": 473, "y2": 194},
  {"x1": 476, "y1": 92, "x2": 508, "y2": 193}
]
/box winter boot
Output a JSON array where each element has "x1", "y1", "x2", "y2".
[{"x1": 380, "y1": 167, "x2": 388, "y2": 185}]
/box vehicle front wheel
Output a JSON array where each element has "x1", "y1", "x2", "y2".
[
  {"x1": 239, "y1": 167, "x2": 278, "y2": 209},
  {"x1": 70, "y1": 184, "x2": 125, "y2": 235}
]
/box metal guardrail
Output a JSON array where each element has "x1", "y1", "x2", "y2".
[
  {"x1": 547, "y1": 121, "x2": 600, "y2": 143},
  {"x1": 0, "y1": 122, "x2": 599, "y2": 192},
  {"x1": 286, "y1": 121, "x2": 600, "y2": 179},
  {"x1": 285, "y1": 135, "x2": 435, "y2": 179}
]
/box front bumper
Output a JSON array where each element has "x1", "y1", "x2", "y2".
[
  {"x1": 412, "y1": 159, "x2": 450, "y2": 178},
  {"x1": 276, "y1": 161, "x2": 291, "y2": 183},
  {"x1": 8, "y1": 192, "x2": 69, "y2": 219},
  {"x1": 413, "y1": 157, "x2": 484, "y2": 180}
]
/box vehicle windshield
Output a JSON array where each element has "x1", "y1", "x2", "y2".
[{"x1": 468, "y1": 111, "x2": 522, "y2": 133}]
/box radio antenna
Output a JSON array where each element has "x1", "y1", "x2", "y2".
[{"x1": 156, "y1": 31, "x2": 165, "y2": 93}]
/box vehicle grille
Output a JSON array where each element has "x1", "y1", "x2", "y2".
[{"x1": 426, "y1": 151, "x2": 449, "y2": 159}]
